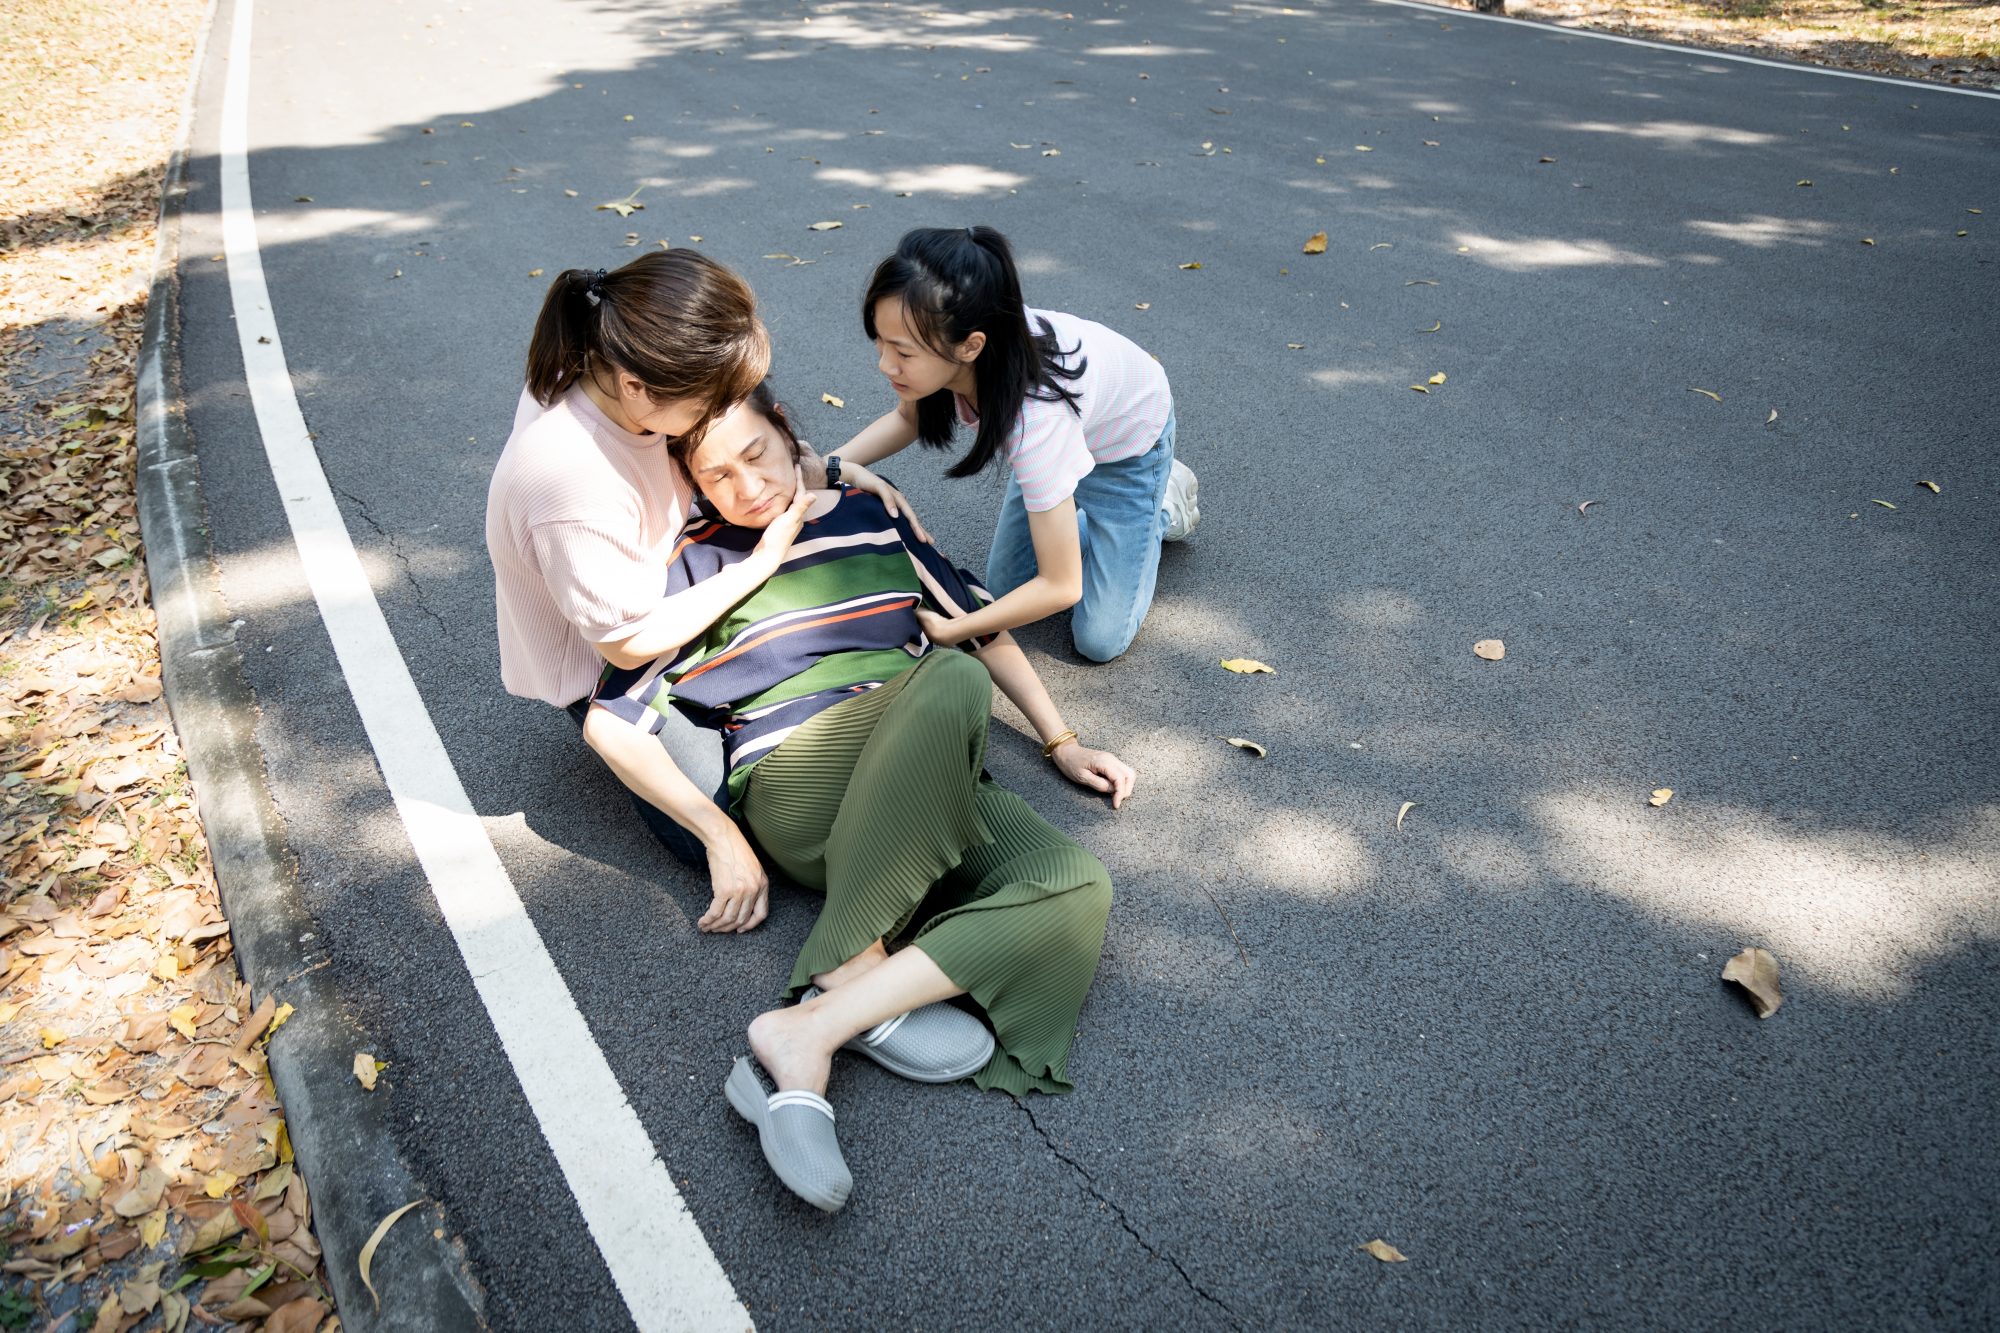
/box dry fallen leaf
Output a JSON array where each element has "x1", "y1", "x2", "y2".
[
  {"x1": 1286, "y1": 342, "x2": 1306, "y2": 350},
  {"x1": 1178, "y1": 261, "x2": 1203, "y2": 270},
  {"x1": 168, "y1": 1004, "x2": 199, "y2": 1040},
  {"x1": 1649, "y1": 787, "x2": 1674, "y2": 807},
  {"x1": 808, "y1": 220, "x2": 844, "y2": 230},
  {"x1": 1473, "y1": 639, "x2": 1505, "y2": 661},
  {"x1": 1689, "y1": 388, "x2": 1722, "y2": 402},
  {"x1": 1420, "y1": 321, "x2": 1442, "y2": 333},
  {"x1": 354, "y1": 1051, "x2": 382, "y2": 1090},
  {"x1": 1369, "y1": 242, "x2": 1392, "y2": 250},
  {"x1": 1861, "y1": 238, "x2": 1875, "y2": 246},
  {"x1": 1577, "y1": 499, "x2": 1601, "y2": 514},
  {"x1": 1766, "y1": 408, "x2": 1778, "y2": 424},
  {"x1": 1220, "y1": 658, "x2": 1275, "y2": 675},
  {"x1": 139, "y1": 1208, "x2": 169, "y2": 1248},
  {"x1": 1870, "y1": 499, "x2": 1897, "y2": 510},
  {"x1": 1224, "y1": 737, "x2": 1267, "y2": 757},
  {"x1": 1722, "y1": 946, "x2": 1783, "y2": 1018},
  {"x1": 527, "y1": 268, "x2": 544, "y2": 278},
  {"x1": 1303, "y1": 231, "x2": 1328, "y2": 254},
  {"x1": 1133, "y1": 302, "x2": 1151, "y2": 310},
  {"x1": 1797, "y1": 179, "x2": 1812, "y2": 187},
  {"x1": 1360, "y1": 1239, "x2": 1408, "y2": 1262},
  {"x1": 1395, "y1": 801, "x2": 1417, "y2": 832},
  {"x1": 204, "y1": 1170, "x2": 238, "y2": 1199},
  {"x1": 1427, "y1": 372, "x2": 1446, "y2": 385},
  {"x1": 596, "y1": 190, "x2": 645, "y2": 217},
  {"x1": 361, "y1": 1200, "x2": 426, "y2": 1309},
  {"x1": 1409, "y1": 385, "x2": 1429, "y2": 394},
  {"x1": 1917, "y1": 479, "x2": 1940, "y2": 493},
  {"x1": 821, "y1": 393, "x2": 845, "y2": 408}
]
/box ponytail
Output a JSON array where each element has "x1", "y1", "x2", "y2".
[
  {"x1": 524, "y1": 250, "x2": 770, "y2": 441},
  {"x1": 861, "y1": 225, "x2": 1083, "y2": 479}
]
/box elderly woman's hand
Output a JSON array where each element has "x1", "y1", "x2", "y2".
[
  {"x1": 1051, "y1": 741, "x2": 1136, "y2": 810},
  {"x1": 699, "y1": 824, "x2": 770, "y2": 933}
]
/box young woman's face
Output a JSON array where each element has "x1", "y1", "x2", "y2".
[
  {"x1": 872, "y1": 296, "x2": 978, "y2": 402},
  {"x1": 687, "y1": 401, "x2": 798, "y2": 527}
]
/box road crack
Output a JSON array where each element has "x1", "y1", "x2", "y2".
[
  {"x1": 330, "y1": 480, "x2": 451, "y2": 638},
  {"x1": 1017, "y1": 1099, "x2": 1242, "y2": 1327}
]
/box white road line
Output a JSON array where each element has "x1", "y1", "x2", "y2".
[
  {"x1": 1365, "y1": 0, "x2": 2000, "y2": 101},
  {"x1": 217, "y1": 2, "x2": 752, "y2": 1328}
]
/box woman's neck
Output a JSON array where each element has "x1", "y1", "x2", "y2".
[{"x1": 945, "y1": 363, "x2": 979, "y2": 402}]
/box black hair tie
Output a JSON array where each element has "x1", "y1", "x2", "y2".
[{"x1": 583, "y1": 268, "x2": 608, "y2": 306}]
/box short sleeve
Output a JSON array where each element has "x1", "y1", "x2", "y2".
[
  {"x1": 527, "y1": 519, "x2": 674, "y2": 643},
  {"x1": 1008, "y1": 398, "x2": 1094, "y2": 512}
]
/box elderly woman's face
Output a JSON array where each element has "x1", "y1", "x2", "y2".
[{"x1": 687, "y1": 401, "x2": 798, "y2": 527}]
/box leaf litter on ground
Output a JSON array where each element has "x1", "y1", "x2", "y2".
[
  {"x1": 1722, "y1": 946, "x2": 1784, "y2": 1018},
  {"x1": 0, "y1": 0, "x2": 329, "y2": 1325}
]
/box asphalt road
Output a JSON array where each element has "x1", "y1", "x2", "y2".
[{"x1": 173, "y1": 0, "x2": 1999, "y2": 1327}]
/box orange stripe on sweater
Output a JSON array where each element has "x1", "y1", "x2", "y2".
[{"x1": 679, "y1": 598, "x2": 918, "y2": 684}]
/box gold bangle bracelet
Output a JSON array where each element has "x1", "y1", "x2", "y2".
[{"x1": 1042, "y1": 728, "x2": 1079, "y2": 759}]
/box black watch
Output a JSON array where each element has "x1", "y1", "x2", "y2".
[{"x1": 823, "y1": 454, "x2": 843, "y2": 489}]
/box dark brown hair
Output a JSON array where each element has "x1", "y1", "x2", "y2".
[
  {"x1": 525, "y1": 251, "x2": 770, "y2": 440},
  {"x1": 668, "y1": 380, "x2": 808, "y2": 477}
]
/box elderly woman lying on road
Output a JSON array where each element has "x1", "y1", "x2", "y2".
[{"x1": 580, "y1": 383, "x2": 1132, "y2": 1212}]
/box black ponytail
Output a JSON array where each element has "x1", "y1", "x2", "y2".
[{"x1": 861, "y1": 225, "x2": 1083, "y2": 479}]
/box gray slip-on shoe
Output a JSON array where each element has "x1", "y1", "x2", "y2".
[
  {"x1": 800, "y1": 986, "x2": 996, "y2": 1084},
  {"x1": 724, "y1": 1056, "x2": 852, "y2": 1213}
]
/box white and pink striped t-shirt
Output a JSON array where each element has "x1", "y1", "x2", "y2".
[
  {"x1": 954, "y1": 307, "x2": 1172, "y2": 512},
  {"x1": 486, "y1": 386, "x2": 691, "y2": 706}
]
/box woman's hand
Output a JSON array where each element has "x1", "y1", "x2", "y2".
[
  {"x1": 698, "y1": 823, "x2": 771, "y2": 933},
  {"x1": 840, "y1": 459, "x2": 932, "y2": 543},
  {"x1": 1051, "y1": 741, "x2": 1136, "y2": 810},
  {"x1": 748, "y1": 465, "x2": 814, "y2": 575},
  {"x1": 915, "y1": 605, "x2": 970, "y2": 647}
]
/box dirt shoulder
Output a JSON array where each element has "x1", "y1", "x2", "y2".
[{"x1": 1413, "y1": 0, "x2": 2000, "y2": 91}]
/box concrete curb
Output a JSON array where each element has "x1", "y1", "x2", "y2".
[{"x1": 134, "y1": 6, "x2": 486, "y2": 1328}]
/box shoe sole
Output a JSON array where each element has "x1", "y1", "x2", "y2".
[{"x1": 842, "y1": 1031, "x2": 995, "y2": 1083}]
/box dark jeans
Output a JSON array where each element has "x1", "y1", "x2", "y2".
[{"x1": 568, "y1": 698, "x2": 726, "y2": 870}]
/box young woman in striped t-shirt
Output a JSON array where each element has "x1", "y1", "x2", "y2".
[
  {"x1": 583, "y1": 383, "x2": 1133, "y2": 1210},
  {"x1": 831, "y1": 225, "x2": 1198, "y2": 662}
]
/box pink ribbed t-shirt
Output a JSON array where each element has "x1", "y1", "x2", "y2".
[{"x1": 486, "y1": 386, "x2": 690, "y2": 706}]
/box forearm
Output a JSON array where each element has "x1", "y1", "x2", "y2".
[
  {"x1": 830, "y1": 406, "x2": 918, "y2": 468},
  {"x1": 598, "y1": 558, "x2": 768, "y2": 669},
  {"x1": 581, "y1": 708, "x2": 739, "y2": 848},
  {"x1": 936, "y1": 573, "x2": 1079, "y2": 644},
  {"x1": 970, "y1": 633, "x2": 1069, "y2": 745}
]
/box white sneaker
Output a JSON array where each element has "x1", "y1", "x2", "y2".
[{"x1": 1161, "y1": 459, "x2": 1200, "y2": 542}]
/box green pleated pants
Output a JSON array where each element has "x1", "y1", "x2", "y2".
[{"x1": 743, "y1": 650, "x2": 1113, "y2": 1096}]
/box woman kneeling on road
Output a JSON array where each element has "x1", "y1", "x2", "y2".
[{"x1": 583, "y1": 383, "x2": 1131, "y2": 1212}]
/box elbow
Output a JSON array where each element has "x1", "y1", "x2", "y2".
[{"x1": 1046, "y1": 576, "x2": 1083, "y2": 611}]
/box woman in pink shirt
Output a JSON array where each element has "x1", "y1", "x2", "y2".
[
  {"x1": 485, "y1": 252, "x2": 916, "y2": 932},
  {"x1": 831, "y1": 226, "x2": 1199, "y2": 663}
]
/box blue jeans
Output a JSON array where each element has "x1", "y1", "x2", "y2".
[{"x1": 986, "y1": 410, "x2": 1175, "y2": 662}]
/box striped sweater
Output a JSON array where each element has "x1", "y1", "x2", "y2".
[{"x1": 595, "y1": 489, "x2": 996, "y2": 805}]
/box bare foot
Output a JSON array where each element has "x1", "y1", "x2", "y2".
[
  {"x1": 813, "y1": 938, "x2": 889, "y2": 991},
  {"x1": 747, "y1": 1003, "x2": 837, "y2": 1096}
]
